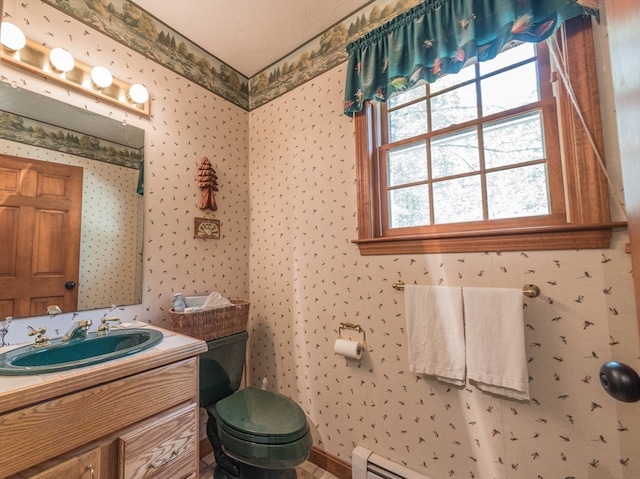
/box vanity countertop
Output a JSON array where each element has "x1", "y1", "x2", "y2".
[{"x1": 0, "y1": 324, "x2": 207, "y2": 414}]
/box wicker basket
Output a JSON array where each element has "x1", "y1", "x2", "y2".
[{"x1": 169, "y1": 299, "x2": 249, "y2": 341}]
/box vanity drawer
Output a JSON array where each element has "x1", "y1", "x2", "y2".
[
  {"x1": 9, "y1": 446, "x2": 100, "y2": 479},
  {"x1": 118, "y1": 402, "x2": 198, "y2": 479}
]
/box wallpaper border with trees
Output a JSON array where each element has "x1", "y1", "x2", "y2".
[
  {"x1": 41, "y1": 0, "x2": 421, "y2": 111},
  {"x1": 0, "y1": 110, "x2": 143, "y2": 169}
]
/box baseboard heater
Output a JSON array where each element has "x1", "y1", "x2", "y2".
[{"x1": 352, "y1": 446, "x2": 432, "y2": 479}]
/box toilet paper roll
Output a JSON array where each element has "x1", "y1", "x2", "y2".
[{"x1": 334, "y1": 338, "x2": 363, "y2": 360}]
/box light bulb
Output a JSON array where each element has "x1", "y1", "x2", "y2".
[
  {"x1": 91, "y1": 66, "x2": 113, "y2": 89},
  {"x1": 49, "y1": 47, "x2": 74, "y2": 73},
  {"x1": 128, "y1": 84, "x2": 149, "y2": 104},
  {"x1": 0, "y1": 22, "x2": 26, "y2": 52}
]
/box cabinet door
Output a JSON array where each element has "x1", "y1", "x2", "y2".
[
  {"x1": 15, "y1": 447, "x2": 100, "y2": 479},
  {"x1": 118, "y1": 402, "x2": 198, "y2": 479}
]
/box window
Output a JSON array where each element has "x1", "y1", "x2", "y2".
[
  {"x1": 383, "y1": 41, "x2": 558, "y2": 230},
  {"x1": 353, "y1": 17, "x2": 616, "y2": 254}
]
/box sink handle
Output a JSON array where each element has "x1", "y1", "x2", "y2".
[
  {"x1": 27, "y1": 326, "x2": 50, "y2": 348},
  {"x1": 97, "y1": 317, "x2": 120, "y2": 335}
]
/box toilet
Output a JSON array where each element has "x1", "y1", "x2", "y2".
[{"x1": 199, "y1": 331, "x2": 313, "y2": 479}]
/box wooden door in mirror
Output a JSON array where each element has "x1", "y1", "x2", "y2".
[{"x1": 0, "y1": 155, "x2": 82, "y2": 318}]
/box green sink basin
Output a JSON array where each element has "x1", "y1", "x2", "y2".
[{"x1": 0, "y1": 328, "x2": 163, "y2": 375}]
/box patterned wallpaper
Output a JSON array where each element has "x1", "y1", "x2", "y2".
[
  {"x1": 1, "y1": 0, "x2": 250, "y2": 339},
  {"x1": 248, "y1": 65, "x2": 640, "y2": 479},
  {"x1": 1, "y1": 2, "x2": 639, "y2": 479}
]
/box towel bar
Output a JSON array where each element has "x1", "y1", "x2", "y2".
[{"x1": 391, "y1": 280, "x2": 540, "y2": 298}]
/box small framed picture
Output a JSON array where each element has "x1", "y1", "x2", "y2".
[{"x1": 194, "y1": 217, "x2": 220, "y2": 239}]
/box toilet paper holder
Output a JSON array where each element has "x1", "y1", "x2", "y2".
[{"x1": 339, "y1": 322, "x2": 366, "y2": 344}]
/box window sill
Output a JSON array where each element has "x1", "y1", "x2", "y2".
[{"x1": 352, "y1": 223, "x2": 627, "y2": 255}]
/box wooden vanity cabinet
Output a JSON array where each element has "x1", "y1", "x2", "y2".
[
  {"x1": 2, "y1": 356, "x2": 201, "y2": 479},
  {"x1": 9, "y1": 446, "x2": 101, "y2": 479}
]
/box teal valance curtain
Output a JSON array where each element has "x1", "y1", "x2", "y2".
[
  {"x1": 343, "y1": 0, "x2": 599, "y2": 115},
  {"x1": 137, "y1": 159, "x2": 144, "y2": 195}
]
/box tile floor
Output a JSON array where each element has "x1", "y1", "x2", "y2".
[{"x1": 199, "y1": 452, "x2": 340, "y2": 479}]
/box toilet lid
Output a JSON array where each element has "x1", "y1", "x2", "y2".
[{"x1": 214, "y1": 387, "x2": 309, "y2": 445}]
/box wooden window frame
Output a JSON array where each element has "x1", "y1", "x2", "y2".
[{"x1": 352, "y1": 17, "x2": 623, "y2": 255}]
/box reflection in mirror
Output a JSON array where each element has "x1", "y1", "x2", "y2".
[{"x1": 0, "y1": 82, "x2": 144, "y2": 320}]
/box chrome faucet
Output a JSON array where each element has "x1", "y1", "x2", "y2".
[{"x1": 62, "y1": 319, "x2": 93, "y2": 342}]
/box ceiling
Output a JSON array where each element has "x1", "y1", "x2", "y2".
[{"x1": 132, "y1": 0, "x2": 372, "y2": 78}]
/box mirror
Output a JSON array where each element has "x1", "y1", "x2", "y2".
[{"x1": 0, "y1": 82, "x2": 144, "y2": 319}]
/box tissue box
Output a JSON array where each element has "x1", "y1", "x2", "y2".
[
  {"x1": 169, "y1": 299, "x2": 249, "y2": 341},
  {"x1": 185, "y1": 295, "x2": 208, "y2": 308}
]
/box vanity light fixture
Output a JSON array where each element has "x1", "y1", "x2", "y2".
[
  {"x1": 90, "y1": 65, "x2": 113, "y2": 89},
  {"x1": 49, "y1": 47, "x2": 74, "y2": 73},
  {"x1": 0, "y1": 21, "x2": 150, "y2": 116},
  {"x1": 0, "y1": 22, "x2": 26, "y2": 52},
  {"x1": 128, "y1": 83, "x2": 149, "y2": 104}
]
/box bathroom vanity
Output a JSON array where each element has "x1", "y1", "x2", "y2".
[{"x1": 0, "y1": 325, "x2": 207, "y2": 479}]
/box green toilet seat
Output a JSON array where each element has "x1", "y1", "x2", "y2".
[{"x1": 211, "y1": 387, "x2": 313, "y2": 469}]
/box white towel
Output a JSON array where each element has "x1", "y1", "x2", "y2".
[
  {"x1": 404, "y1": 285, "x2": 466, "y2": 386},
  {"x1": 463, "y1": 287, "x2": 530, "y2": 400}
]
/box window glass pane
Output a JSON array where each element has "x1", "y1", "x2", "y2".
[
  {"x1": 481, "y1": 62, "x2": 539, "y2": 116},
  {"x1": 479, "y1": 42, "x2": 535, "y2": 76},
  {"x1": 388, "y1": 84, "x2": 426, "y2": 109},
  {"x1": 432, "y1": 175, "x2": 482, "y2": 224},
  {"x1": 387, "y1": 142, "x2": 427, "y2": 187},
  {"x1": 486, "y1": 164, "x2": 549, "y2": 219},
  {"x1": 431, "y1": 83, "x2": 477, "y2": 131},
  {"x1": 389, "y1": 100, "x2": 428, "y2": 142},
  {"x1": 430, "y1": 62, "x2": 476, "y2": 94},
  {"x1": 431, "y1": 128, "x2": 479, "y2": 178},
  {"x1": 389, "y1": 184, "x2": 430, "y2": 228},
  {"x1": 483, "y1": 112, "x2": 544, "y2": 169}
]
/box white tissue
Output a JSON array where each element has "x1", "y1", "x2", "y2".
[
  {"x1": 184, "y1": 292, "x2": 232, "y2": 312},
  {"x1": 201, "y1": 291, "x2": 233, "y2": 309}
]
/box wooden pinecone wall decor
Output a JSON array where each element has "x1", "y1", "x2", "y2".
[{"x1": 198, "y1": 157, "x2": 218, "y2": 211}]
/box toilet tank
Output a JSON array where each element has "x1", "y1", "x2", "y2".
[{"x1": 200, "y1": 330, "x2": 248, "y2": 407}]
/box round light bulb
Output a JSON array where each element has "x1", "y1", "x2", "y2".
[
  {"x1": 0, "y1": 22, "x2": 26, "y2": 52},
  {"x1": 128, "y1": 83, "x2": 149, "y2": 104},
  {"x1": 49, "y1": 47, "x2": 74, "y2": 73},
  {"x1": 91, "y1": 66, "x2": 113, "y2": 89}
]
